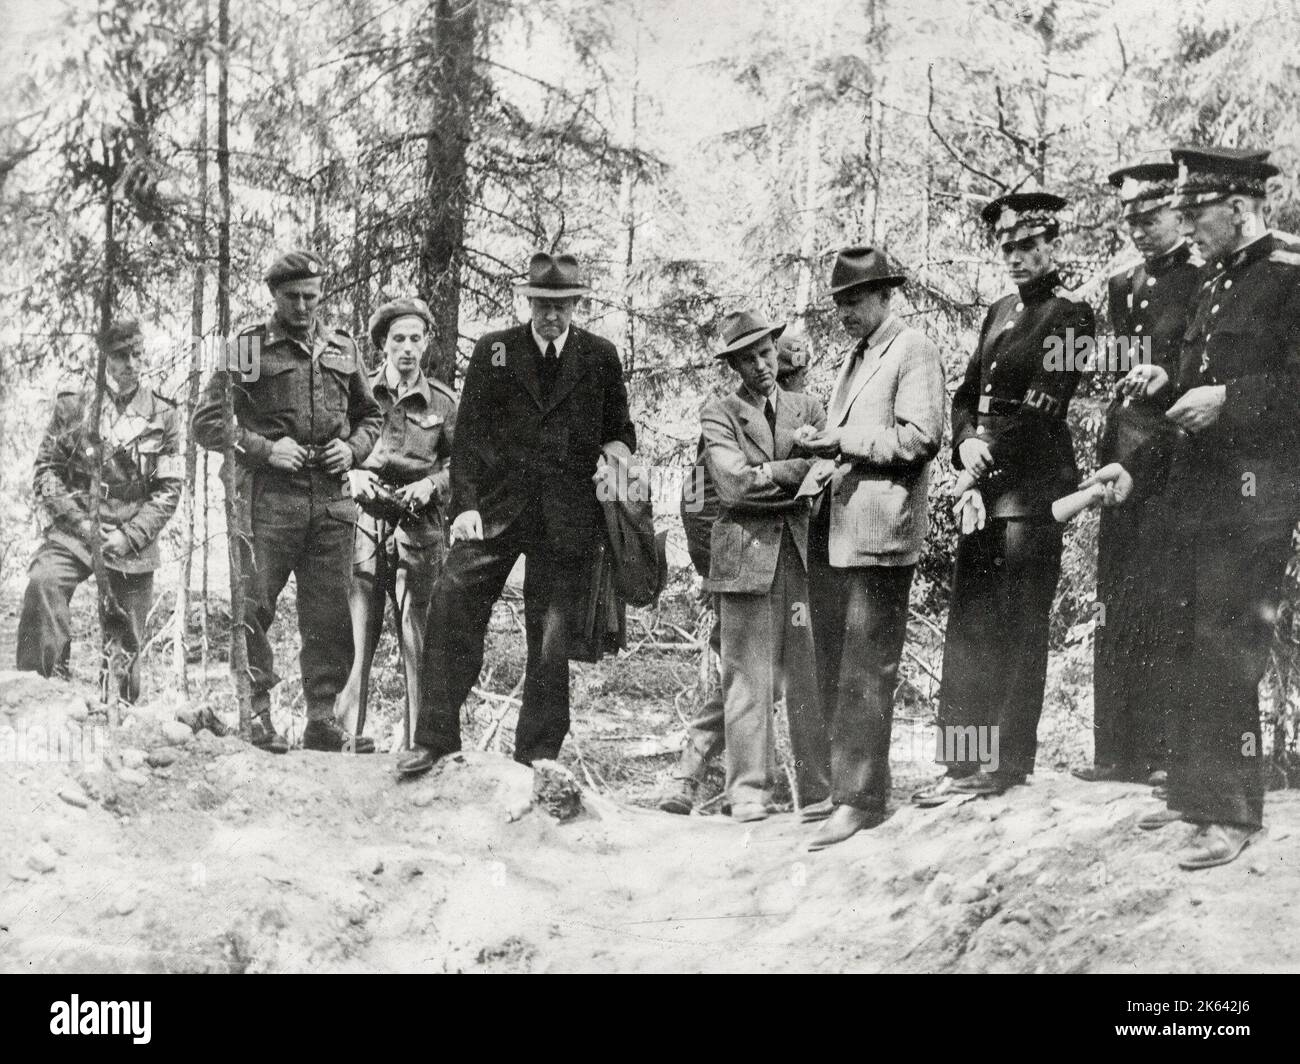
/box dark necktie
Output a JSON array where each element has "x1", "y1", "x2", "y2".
[
  {"x1": 540, "y1": 340, "x2": 559, "y2": 398},
  {"x1": 764, "y1": 397, "x2": 777, "y2": 440}
]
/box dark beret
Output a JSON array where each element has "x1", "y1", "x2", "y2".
[
  {"x1": 368, "y1": 298, "x2": 436, "y2": 348},
  {"x1": 264, "y1": 249, "x2": 326, "y2": 288},
  {"x1": 98, "y1": 319, "x2": 143, "y2": 352}
]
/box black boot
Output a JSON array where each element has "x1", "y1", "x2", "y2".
[
  {"x1": 302, "y1": 717, "x2": 376, "y2": 754},
  {"x1": 249, "y1": 710, "x2": 288, "y2": 755}
]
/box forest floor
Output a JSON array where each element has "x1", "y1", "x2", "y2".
[{"x1": 2, "y1": 577, "x2": 1298, "y2": 973}]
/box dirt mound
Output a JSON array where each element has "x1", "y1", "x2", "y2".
[{"x1": 2, "y1": 672, "x2": 1297, "y2": 973}]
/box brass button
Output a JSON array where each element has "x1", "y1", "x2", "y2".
[{"x1": 1139, "y1": 300, "x2": 1149, "y2": 309}]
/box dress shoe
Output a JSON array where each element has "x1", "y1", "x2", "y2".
[
  {"x1": 249, "y1": 711, "x2": 288, "y2": 755},
  {"x1": 396, "y1": 745, "x2": 438, "y2": 777},
  {"x1": 1071, "y1": 763, "x2": 1140, "y2": 783},
  {"x1": 730, "y1": 802, "x2": 769, "y2": 824},
  {"x1": 807, "y1": 804, "x2": 882, "y2": 851},
  {"x1": 1177, "y1": 823, "x2": 1256, "y2": 870},
  {"x1": 302, "y1": 717, "x2": 376, "y2": 753},
  {"x1": 1146, "y1": 770, "x2": 1168, "y2": 787},
  {"x1": 799, "y1": 798, "x2": 835, "y2": 823},
  {"x1": 656, "y1": 776, "x2": 698, "y2": 816},
  {"x1": 951, "y1": 771, "x2": 1024, "y2": 797},
  {"x1": 911, "y1": 774, "x2": 973, "y2": 807},
  {"x1": 1137, "y1": 806, "x2": 1185, "y2": 831}
]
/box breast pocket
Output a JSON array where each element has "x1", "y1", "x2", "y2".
[
  {"x1": 319, "y1": 353, "x2": 356, "y2": 412},
  {"x1": 243, "y1": 360, "x2": 297, "y2": 414},
  {"x1": 403, "y1": 412, "x2": 445, "y2": 461}
]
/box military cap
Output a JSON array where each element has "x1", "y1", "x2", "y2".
[
  {"x1": 715, "y1": 308, "x2": 785, "y2": 359},
  {"x1": 1108, "y1": 161, "x2": 1179, "y2": 219},
  {"x1": 98, "y1": 319, "x2": 143, "y2": 353},
  {"x1": 981, "y1": 191, "x2": 1068, "y2": 241},
  {"x1": 1169, "y1": 146, "x2": 1278, "y2": 209},
  {"x1": 515, "y1": 252, "x2": 591, "y2": 298},
  {"x1": 368, "y1": 297, "x2": 436, "y2": 348},
  {"x1": 264, "y1": 249, "x2": 326, "y2": 288},
  {"x1": 828, "y1": 246, "x2": 906, "y2": 298}
]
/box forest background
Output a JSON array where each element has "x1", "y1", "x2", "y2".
[{"x1": 1, "y1": 0, "x2": 1298, "y2": 776}]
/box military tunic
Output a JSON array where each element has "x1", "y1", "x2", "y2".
[
  {"x1": 1154, "y1": 233, "x2": 1300, "y2": 829},
  {"x1": 1093, "y1": 242, "x2": 1202, "y2": 776},
  {"x1": 17, "y1": 384, "x2": 182, "y2": 703},
  {"x1": 939, "y1": 270, "x2": 1094, "y2": 778},
  {"x1": 192, "y1": 317, "x2": 383, "y2": 720}
]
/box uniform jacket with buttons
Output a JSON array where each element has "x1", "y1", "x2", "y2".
[
  {"x1": 450, "y1": 322, "x2": 636, "y2": 552},
  {"x1": 33, "y1": 385, "x2": 182, "y2": 574},
  {"x1": 360, "y1": 365, "x2": 458, "y2": 546},
  {"x1": 701, "y1": 386, "x2": 822, "y2": 594},
  {"x1": 192, "y1": 317, "x2": 383, "y2": 481},
  {"x1": 952, "y1": 270, "x2": 1094, "y2": 518},
  {"x1": 1160, "y1": 233, "x2": 1300, "y2": 526}
]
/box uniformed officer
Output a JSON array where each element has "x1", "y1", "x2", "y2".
[
  {"x1": 1087, "y1": 147, "x2": 1300, "y2": 869},
  {"x1": 17, "y1": 320, "x2": 182, "y2": 704},
  {"x1": 192, "y1": 250, "x2": 384, "y2": 754},
  {"x1": 657, "y1": 333, "x2": 811, "y2": 816},
  {"x1": 1074, "y1": 162, "x2": 1203, "y2": 786},
  {"x1": 334, "y1": 298, "x2": 457, "y2": 750},
  {"x1": 915, "y1": 192, "x2": 1094, "y2": 804}
]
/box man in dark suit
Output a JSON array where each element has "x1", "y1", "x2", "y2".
[{"x1": 397, "y1": 252, "x2": 636, "y2": 775}]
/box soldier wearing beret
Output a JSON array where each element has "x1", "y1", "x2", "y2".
[
  {"x1": 1088, "y1": 147, "x2": 1300, "y2": 868},
  {"x1": 397, "y1": 252, "x2": 636, "y2": 776},
  {"x1": 916, "y1": 192, "x2": 1094, "y2": 805},
  {"x1": 193, "y1": 250, "x2": 384, "y2": 754},
  {"x1": 334, "y1": 298, "x2": 457, "y2": 750},
  {"x1": 17, "y1": 321, "x2": 182, "y2": 704},
  {"x1": 1073, "y1": 162, "x2": 1203, "y2": 788}
]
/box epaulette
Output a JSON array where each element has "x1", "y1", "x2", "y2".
[
  {"x1": 1268, "y1": 248, "x2": 1300, "y2": 267},
  {"x1": 430, "y1": 376, "x2": 458, "y2": 402}
]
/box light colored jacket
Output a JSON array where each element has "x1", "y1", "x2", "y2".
[
  {"x1": 823, "y1": 314, "x2": 945, "y2": 567},
  {"x1": 700, "y1": 386, "x2": 824, "y2": 594}
]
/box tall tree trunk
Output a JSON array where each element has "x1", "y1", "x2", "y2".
[
  {"x1": 215, "y1": 0, "x2": 252, "y2": 735},
  {"x1": 417, "y1": 0, "x2": 476, "y2": 385},
  {"x1": 174, "y1": 6, "x2": 210, "y2": 696},
  {"x1": 618, "y1": 6, "x2": 641, "y2": 371}
]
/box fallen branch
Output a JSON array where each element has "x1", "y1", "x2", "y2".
[{"x1": 476, "y1": 673, "x2": 524, "y2": 751}]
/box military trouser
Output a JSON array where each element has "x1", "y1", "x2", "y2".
[
  {"x1": 239, "y1": 471, "x2": 356, "y2": 721},
  {"x1": 1162, "y1": 520, "x2": 1289, "y2": 831},
  {"x1": 937, "y1": 517, "x2": 1063, "y2": 779},
  {"x1": 674, "y1": 598, "x2": 723, "y2": 781},
  {"x1": 16, "y1": 539, "x2": 152, "y2": 704}
]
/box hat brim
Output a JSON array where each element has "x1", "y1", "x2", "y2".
[
  {"x1": 516, "y1": 283, "x2": 590, "y2": 298},
  {"x1": 715, "y1": 323, "x2": 787, "y2": 359},
  {"x1": 828, "y1": 275, "x2": 906, "y2": 299}
]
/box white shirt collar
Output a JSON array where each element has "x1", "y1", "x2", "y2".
[{"x1": 531, "y1": 324, "x2": 570, "y2": 357}]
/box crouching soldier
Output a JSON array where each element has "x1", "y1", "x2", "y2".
[
  {"x1": 17, "y1": 320, "x2": 182, "y2": 705},
  {"x1": 701, "y1": 309, "x2": 831, "y2": 822},
  {"x1": 335, "y1": 298, "x2": 457, "y2": 749}
]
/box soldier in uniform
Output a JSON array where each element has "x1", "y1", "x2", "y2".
[
  {"x1": 193, "y1": 250, "x2": 384, "y2": 754},
  {"x1": 657, "y1": 333, "x2": 811, "y2": 816},
  {"x1": 334, "y1": 298, "x2": 457, "y2": 750},
  {"x1": 915, "y1": 193, "x2": 1094, "y2": 804},
  {"x1": 1074, "y1": 162, "x2": 1203, "y2": 786},
  {"x1": 1087, "y1": 147, "x2": 1300, "y2": 869},
  {"x1": 17, "y1": 320, "x2": 182, "y2": 705}
]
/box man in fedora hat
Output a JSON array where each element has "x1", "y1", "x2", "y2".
[
  {"x1": 193, "y1": 249, "x2": 384, "y2": 754},
  {"x1": 335, "y1": 298, "x2": 458, "y2": 750},
  {"x1": 658, "y1": 334, "x2": 814, "y2": 815},
  {"x1": 1074, "y1": 162, "x2": 1202, "y2": 790},
  {"x1": 699, "y1": 309, "x2": 830, "y2": 822},
  {"x1": 1086, "y1": 146, "x2": 1300, "y2": 869},
  {"x1": 799, "y1": 247, "x2": 946, "y2": 849},
  {"x1": 18, "y1": 319, "x2": 183, "y2": 706},
  {"x1": 915, "y1": 192, "x2": 1094, "y2": 806},
  {"x1": 397, "y1": 251, "x2": 636, "y2": 776}
]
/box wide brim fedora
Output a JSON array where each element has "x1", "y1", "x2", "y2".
[
  {"x1": 514, "y1": 251, "x2": 591, "y2": 298},
  {"x1": 715, "y1": 310, "x2": 787, "y2": 359},
  {"x1": 828, "y1": 246, "x2": 907, "y2": 298}
]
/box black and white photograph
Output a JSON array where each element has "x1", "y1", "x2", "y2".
[{"x1": 1, "y1": 0, "x2": 1298, "y2": 1003}]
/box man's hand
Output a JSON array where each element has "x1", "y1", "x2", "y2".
[
  {"x1": 1080, "y1": 462, "x2": 1135, "y2": 507},
  {"x1": 346, "y1": 469, "x2": 379, "y2": 501},
  {"x1": 958, "y1": 437, "x2": 995, "y2": 478},
  {"x1": 449, "y1": 509, "x2": 483, "y2": 544},
  {"x1": 798, "y1": 427, "x2": 842, "y2": 458},
  {"x1": 1165, "y1": 385, "x2": 1226, "y2": 433},
  {"x1": 102, "y1": 529, "x2": 131, "y2": 558},
  {"x1": 1119, "y1": 364, "x2": 1170, "y2": 399},
  {"x1": 397, "y1": 477, "x2": 436, "y2": 511},
  {"x1": 268, "y1": 437, "x2": 308, "y2": 472},
  {"x1": 953, "y1": 488, "x2": 987, "y2": 535},
  {"x1": 319, "y1": 438, "x2": 354, "y2": 474}
]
